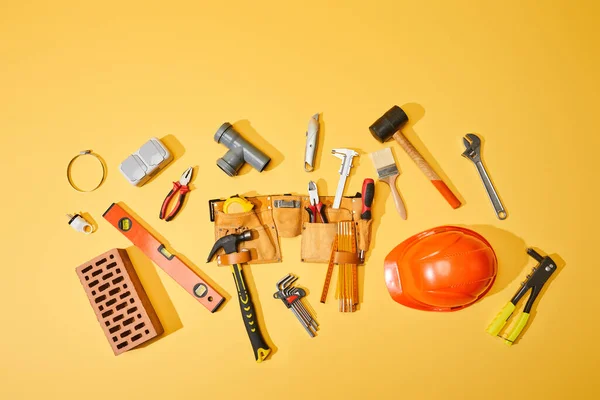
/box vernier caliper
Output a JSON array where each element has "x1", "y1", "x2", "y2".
[{"x1": 331, "y1": 148, "x2": 359, "y2": 209}]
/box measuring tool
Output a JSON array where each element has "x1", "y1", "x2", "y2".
[
  {"x1": 320, "y1": 222, "x2": 359, "y2": 312},
  {"x1": 331, "y1": 148, "x2": 359, "y2": 209},
  {"x1": 320, "y1": 235, "x2": 338, "y2": 303},
  {"x1": 103, "y1": 203, "x2": 225, "y2": 312},
  {"x1": 336, "y1": 221, "x2": 358, "y2": 312},
  {"x1": 223, "y1": 195, "x2": 254, "y2": 214}
]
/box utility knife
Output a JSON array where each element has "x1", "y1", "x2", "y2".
[{"x1": 304, "y1": 113, "x2": 320, "y2": 172}]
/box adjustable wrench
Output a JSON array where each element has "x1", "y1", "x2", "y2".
[{"x1": 462, "y1": 133, "x2": 507, "y2": 220}]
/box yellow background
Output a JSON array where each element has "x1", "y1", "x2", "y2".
[{"x1": 1, "y1": 1, "x2": 598, "y2": 399}]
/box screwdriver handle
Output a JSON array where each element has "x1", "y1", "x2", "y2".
[
  {"x1": 361, "y1": 179, "x2": 375, "y2": 220},
  {"x1": 231, "y1": 264, "x2": 271, "y2": 363}
]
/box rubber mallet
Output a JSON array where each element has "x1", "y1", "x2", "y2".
[{"x1": 369, "y1": 106, "x2": 461, "y2": 209}]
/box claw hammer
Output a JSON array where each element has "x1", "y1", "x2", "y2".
[{"x1": 206, "y1": 231, "x2": 271, "y2": 363}]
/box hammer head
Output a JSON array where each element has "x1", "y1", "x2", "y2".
[
  {"x1": 369, "y1": 105, "x2": 409, "y2": 143},
  {"x1": 206, "y1": 230, "x2": 253, "y2": 262}
]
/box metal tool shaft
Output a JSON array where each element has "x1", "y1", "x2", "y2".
[
  {"x1": 462, "y1": 133, "x2": 507, "y2": 220},
  {"x1": 290, "y1": 301, "x2": 312, "y2": 327},
  {"x1": 292, "y1": 301, "x2": 318, "y2": 329},
  {"x1": 274, "y1": 274, "x2": 319, "y2": 337},
  {"x1": 331, "y1": 149, "x2": 358, "y2": 209},
  {"x1": 333, "y1": 174, "x2": 348, "y2": 209},
  {"x1": 290, "y1": 306, "x2": 315, "y2": 337},
  {"x1": 474, "y1": 161, "x2": 506, "y2": 220}
]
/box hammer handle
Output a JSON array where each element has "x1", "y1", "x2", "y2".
[
  {"x1": 392, "y1": 132, "x2": 461, "y2": 209},
  {"x1": 231, "y1": 264, "x2": 271, "y2": 363}
]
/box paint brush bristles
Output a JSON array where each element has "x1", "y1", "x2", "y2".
[{"x1": 370, "y1": 148, "x2": 398, "y2": 179}]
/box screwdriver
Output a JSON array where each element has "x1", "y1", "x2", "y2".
[{"x1": 360, "y1": 178, "x2": 375, "y2": 263}]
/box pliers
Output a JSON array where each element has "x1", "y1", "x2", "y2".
[
  {"x1": 486, "y1": 248, "x2": 558, "y2": 345},
  {"x1": 160, "y1": 167, "x2": 193, "y2": 221},
  {"x1": 305, "y1": 181, "x2": 328, "y2": 223}
]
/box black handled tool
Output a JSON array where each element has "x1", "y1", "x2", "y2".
[
  {"x1": 486, "y1": 248, "x2": 558, "y2": 345},
  {"x1": 359, "y1": 178, "x2": 375, "y2": 262},
  {"x1": 207, "y1": 231, "x2": 271, "y2": 362},
  {"x1": 361, "y1": 178, "x2": 375, "y2": 220}
]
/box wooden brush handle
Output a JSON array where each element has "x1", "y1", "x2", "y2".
[
  {"x1": 392, "y1": 131, "x2": 461, "y2": 209},
  {"x1": 383, "y1": 174, "x2": 407, "y2": 220}
]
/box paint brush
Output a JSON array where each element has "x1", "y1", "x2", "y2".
[{"x1": 370, "y1": 148, "x2": 407, "y2": 219}]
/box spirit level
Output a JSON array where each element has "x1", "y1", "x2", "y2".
[{"x1": 103, "y1": 203, "x2": 224, "y2": 312}]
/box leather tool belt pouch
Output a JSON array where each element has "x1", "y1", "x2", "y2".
[{"x1": 209, "y1": 194, "x2": 373, "y2": 264}]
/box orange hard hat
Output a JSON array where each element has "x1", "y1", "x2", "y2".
[{"x1": 384, "y1": 226, "x2": 497, "y2": 311}]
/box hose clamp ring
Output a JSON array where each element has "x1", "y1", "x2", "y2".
[{"x1": 67, "y1": 150, "x2": 107, "y2": 192}]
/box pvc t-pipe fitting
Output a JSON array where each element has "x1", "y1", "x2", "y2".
[{"x1": 214, "y1": 123, "x2": 271, "y2": 176}]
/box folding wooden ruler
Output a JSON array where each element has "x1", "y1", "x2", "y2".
[
  {"x1": 320, "y1": 234, "x2": 338, "y2": 303},
  {"x1": 320, "y1": 221, "x2": 359, "y2": 311}
]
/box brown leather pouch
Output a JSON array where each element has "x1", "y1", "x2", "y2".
[
  {"x1": 213, "y1": 196, "x2": 280, "y2": 264},
  {"x1": 210, "y1": 194, "x2": 374, "y2": 264},
  {"x1": 300, "y1": 196, "x2": 361, "y2": 263},
  {"x1": 300, "y1": 222, "x2": 338, "y2": 263},
  {"x1": 271, "y1": 195, "x2": 303, "y2": 238},
  {"x1": 356, "y1": 219, "x2": 374, "y2": 260}
]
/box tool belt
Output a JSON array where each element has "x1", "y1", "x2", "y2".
[{"x1": 209, "y1": 194, "x2": 373, "y2": 265}]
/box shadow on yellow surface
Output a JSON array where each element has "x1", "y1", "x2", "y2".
[
  {"x1": 162, "y1": 133, "x2": 186, "y2": 160},
  {"x1": 126, "y1": 246, "x2": 183, "y2": 343},
  {"x1": 229, "y1": 119, "x2": 284, "y2": 175},
  {"x1": 313, "y1": 112, "x2": 326, "y2": 172},
  {"x1": 461, "y1": 224, "x2": 529, "y2": 296},
  {"x1": 80, "y1": 211, "x2": 98, "y2": 233}
]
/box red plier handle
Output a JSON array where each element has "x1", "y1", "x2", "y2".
[
  {"x1": 305, "y1": 202, "x2": 328, "y2": 223},
  {"x1": 160, "y1": 181, "x2": 190, "y2": 221}
]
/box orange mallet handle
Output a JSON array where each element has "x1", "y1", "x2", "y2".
[{"x1": 392, "y1": 132, "x2": 461, "y2": 209}]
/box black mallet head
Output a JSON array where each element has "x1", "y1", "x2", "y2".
[{"x1": 369, "y1": 105, "x2": 409, "y2": 143}]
